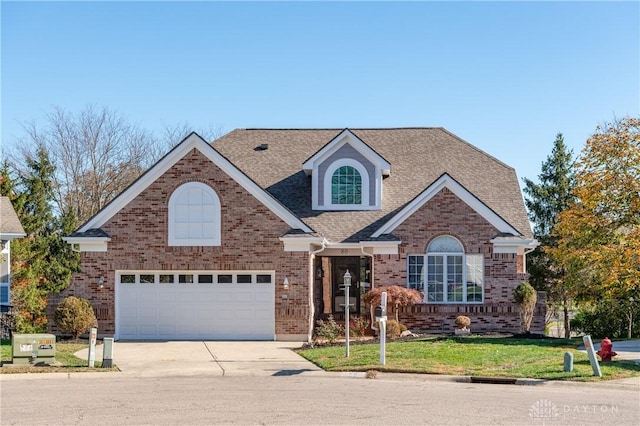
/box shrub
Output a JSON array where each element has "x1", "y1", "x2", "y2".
[
  {"x1": 363, "y1": 285, "x2": 422, "y2": 321},
  {"x1": 572, "y1": 302, "x2": 640, "y2": 339},
  {"x1": 454, "y1": 315, "x2": 471, "y2": 329},
  {"x1": 385, "y1": 319, "x2": 406, "y2": 339},
  {"x1": 350, "y1": 316, "x2": 369, "y2": 340},
  {"x1": 314, "y1": 315, "x2": 343, "y2": 344},
  {"x1": 54, "y1": 296, "x2": 97, "y2": 339},
  {"x1": 514, "y1": 281, "x2": 537, "y2": 333}
]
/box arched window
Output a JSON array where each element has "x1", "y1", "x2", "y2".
[
  {"x1": 168, "y1": 182, "x2": 221, "y2": 246},
  {"x1": 323, "y1": 159, "x2": 370, "y2": 209},
  {"x1": 407, "y1": 236, "x2": 483, "y2": 303},
  {"x1": 332, "y1": 166, "x2": 362, "y2": 204}
]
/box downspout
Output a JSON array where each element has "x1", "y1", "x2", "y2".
[
  {"x1": 360, "y1": 244, "x2": 376, "y2": 331},
  {"x1": 522, "y1": 240, "x2": 539, "y2": 274},
  {"x1": 308, "y1": 238, "x2": 328, "y2": 340}
]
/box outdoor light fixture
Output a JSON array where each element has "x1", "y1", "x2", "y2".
[
  {"x1": 283, "y1": 276, "x2": 289, "y2": 290},
  {"x1": 343, "y1": 270, "x2": 351, "y2": 287},
  {"x1": 98, "y1": 277, "x2": 104, "y2": 289}
]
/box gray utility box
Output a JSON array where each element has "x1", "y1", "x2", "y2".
[{"x1": 11, "y1": 334, "x2": 56, "y2": 365}]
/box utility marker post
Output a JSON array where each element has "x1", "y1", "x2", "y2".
[
  {"x1": 583, "y1": 335, "x2": 602, "y2": 377},
  {"x1": 379, "y1": 291, "x2": 387, "y2": 365},
  {"x1": 87, "y1": 327, "x2": 97, "y2": 368}
]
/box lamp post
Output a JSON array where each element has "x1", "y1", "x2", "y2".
[{"x1": 343, "y1": 270, "x2": 351, "y2": 357}]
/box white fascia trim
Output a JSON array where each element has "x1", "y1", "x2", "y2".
[
  {"x1": 359, "y1": 240, "x2": 401, "y2": 255},
  {"x1": 302, "y1": 130, "x2": 391, "y2": 175},
  {"x1": 372, "y1": 174, "x2": 520, "y2": 237},
  {"x1": 63, "y1": 237, "x2": 111, "y2": 252},
  {"x1": 279, "y1": 236, "x2": 325, "y2": 252},
  {"x1": 490, "y1": 238, "x2": 539, "y2": 255},
  {"x1": 78, "y1": 133, "x2": 312, "y2": 234},
  {"x1": 280, "y1": 238, "x2": 400, "y2": 254},
  {"x1": 327, "y1": 241, "x2": 401, "y2": 255},
  {"x1": 0, "y1": 232, "x2": 26, "y2": 240}
]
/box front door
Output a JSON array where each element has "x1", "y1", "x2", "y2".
[{"x1": 332, "y1": 257, "x2": 360, "y2": 315}]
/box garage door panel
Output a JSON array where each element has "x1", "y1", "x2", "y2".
[
  {"x1": 254, "y1": 291, "x2": 273, "y2": 302},
  {"x1": 138, "y1": 307, "x2": 157, "y2": 319},
  {"x1": 214, "y1": 292, "x2": 234, "y2": 302},
  {"x1": 158, "y1": 325, "x2": 177, "y2": 336},
  {"x1": 157, "y1": 291, "x2": 177, "y2": 302},
  {"x1": 117, "y1": 273, "x2": 275, "y2": 340}
]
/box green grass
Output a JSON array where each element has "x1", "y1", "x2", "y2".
[
  {"x1": 298, "y1": 336, "x2": 640, "y2": 381},
  {"x1": 1, "y1": 338, "x2": 113, "y2": 373}
]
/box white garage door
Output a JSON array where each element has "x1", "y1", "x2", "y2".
[{"x1": 116, "y1": 271, "x2": 275, "y2": 340}]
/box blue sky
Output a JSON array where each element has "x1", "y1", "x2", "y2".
[{"x1": 1, "y1": 1, "x2": 638, "y2": 184}]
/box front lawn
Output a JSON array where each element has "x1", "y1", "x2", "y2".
[
  {"x1": 298, "y1": 336, "x2": 640, "y2": 381},
  {"x1": 1, "y1": 338, "x2": 113, "y2": 373}
]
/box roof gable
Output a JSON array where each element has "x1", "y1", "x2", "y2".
[
  {"x1": 302, "y1": 129, "x2": 390, "y2": 176},
  {"x1": 372, "y1": 173, "x2": 522, "y2": 237},
  {"x1": 77, "y1": 133, "x2": 312, "y2": 234},
  {"x1": 208, "y1": 128, "x2": 534, "y2": 242},
  {"x1": 0, "y1": 196, "x2": 26, "y2": 239}
]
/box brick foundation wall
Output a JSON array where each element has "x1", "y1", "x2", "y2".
[{"x1": 48, "y1": 149, "x2": 311, "y2": 339}]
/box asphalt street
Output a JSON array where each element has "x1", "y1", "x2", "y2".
[{"x1": 1, "y1": 374, "x2": 639, "y2": 425}]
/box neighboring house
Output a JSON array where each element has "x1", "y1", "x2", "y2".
[
  {"x1": 56, "y1": 128, "x2": 543, "y2": 341},
  {"x1": 1, "y1": 196, "x2": 26, "y2": 313}
]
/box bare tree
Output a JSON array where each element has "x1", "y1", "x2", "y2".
[
  {"x1": 155, "y1": 121, "x2": 222, "y2": 156},
  {"x1": 7, "y1": 105, "x2": 222, "y2": 224}
]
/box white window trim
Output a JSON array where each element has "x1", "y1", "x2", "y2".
[
  {"x1": 168, "y1": 182, "x2": 221, "y2": 246},
  {"x1": 407, "y1": 236, "x2": 484, "y2": 304},
  {"x1": 426, "y1": 252, "x2": 465, "y2": 303},
  {"x1": 322, "y1": 159, "x2": 372, "y2": 210},
  {"x1": 407, "y1": 254, "x2": 424, "y2": 291}
]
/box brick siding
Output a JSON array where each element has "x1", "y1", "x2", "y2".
[
  {"x1": 48, "y1": 149, "x2": 310, "y2": 339},
  {"x1": 373, "y1": 188, "x2": 545, "y2": 333},
  {"x1": 48, "y1": 157, "x2": 544, "y2": 340}
]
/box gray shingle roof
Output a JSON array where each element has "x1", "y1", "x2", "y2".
[
  {"x1": 212, "y1": 128, "x2": 532, "y2": 242},
  {"x1": 0, "y1": 196, "x2": 26, "y2": 238}
]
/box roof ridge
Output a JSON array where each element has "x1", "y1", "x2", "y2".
[
  {"x1": 437, "y1": 128, "x2": 515, "y2": 172},
  {"x1": 240, "y1": 127, "x2": 444, "y2": 131}
]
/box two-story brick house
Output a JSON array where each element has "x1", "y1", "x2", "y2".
[{"x1": 56, "y1": 128, "x2": 542, "y2": 341}]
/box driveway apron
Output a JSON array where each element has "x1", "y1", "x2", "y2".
[{"x1": 76, "y1": 341, "x2": 322, "y2": 378}]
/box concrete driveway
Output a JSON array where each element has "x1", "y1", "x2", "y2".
[{"x1": 76, "y1": 341, "x2": 323, "y2": 378}]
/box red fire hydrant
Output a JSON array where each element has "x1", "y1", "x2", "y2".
[{"x1": 596, "y1": 337, "x2": 617, "y2": 362}]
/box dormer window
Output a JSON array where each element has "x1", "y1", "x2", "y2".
[
  {"x1": 332, "y1": 166, "x2": 361, "y2": 204},
  {"x1": 324, "y1": 159, "x2": 370, "y2": 209},
  {"x1": 303, "y1": 129, "x2": 390, "y2": 211}
]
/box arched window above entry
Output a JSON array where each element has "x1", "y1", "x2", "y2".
[{"x1": 168, "y1": 182, "x2": 221, "y2": 246}]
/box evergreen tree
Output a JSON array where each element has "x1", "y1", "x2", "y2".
[
  {"x1": 0, "y1": 161, "x2": 17, "y2": 197},
  {"x1": 522, "y1": 133, "x2": 576, "y2": 337},
  {"x1": 8, "y1": 147, "x2": 79, "y2": 332}
]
